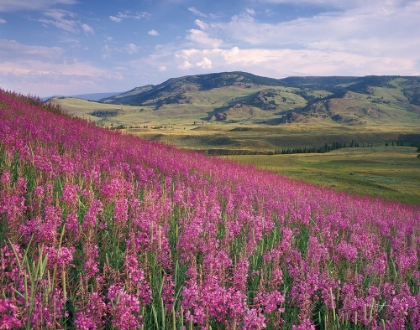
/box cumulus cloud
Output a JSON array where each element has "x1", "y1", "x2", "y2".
[
  {"x1": 148, "y1": 29, "x2": 159, "y2": 36},
  {"x1": 174, "y1": 46, "x2": 419, "y2": 77},
  {"x1": 0, "y1": 0, "x2": 77, "y2": 12},
  {"x1": 189, "y1": 0, "x2": 420, "y2": 61},
  {"x1": 158, "y1": 65, "x2": 167, "y2": 72},
  {"x1": 0, "y1": 18, "x2": 6, "y2": 24},
  {"x1": 176, "y1": 55, "x2": 212, "y2": 70},
  {"x1": 196, "y1": 56, "x2": 212, "y2": 69},
  {"x1": 178, "y1": 60, "x2": 194, "y2": 69}
]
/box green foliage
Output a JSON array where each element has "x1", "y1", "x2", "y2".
[{"x1": 278, "y1": 141, "x2": 358, "y2": 154}]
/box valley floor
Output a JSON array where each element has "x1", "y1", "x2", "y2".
[
  {"x1": 124, "y1": 124, "x2": 420, "y2": 204},
  {"x1": 225, "y1": 146, "x2": 420, "y2": 205}
]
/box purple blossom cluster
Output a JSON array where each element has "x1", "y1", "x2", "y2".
[{"x1": 1, "y1": 89, "x2": 420, "y2": 329}]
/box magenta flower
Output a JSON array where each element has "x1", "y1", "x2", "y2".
[{"x1": 0, "y1": 298, "x2": 22, "y2": 329}]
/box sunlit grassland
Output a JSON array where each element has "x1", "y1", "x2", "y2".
[
  {"x1": 48, "y1": 97, "x2": 154, "y2": 124},
  {"x1": 126, "y1": 124, "x2": 420, "y2": 204},
  {"x1": 224, "y1": 146, "x2": 420, "y2": 205},
  {"x1": 126, "y1": 123, "x2": 419, "y2": 151},
  {"x1": 50, "y1": 85, "x2": 310, "y2": 126},
  {"x1": 51, "y1": 96, "x2": 420, "y2": 205}
]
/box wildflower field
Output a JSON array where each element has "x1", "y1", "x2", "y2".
[{"x1": 1, "y1": 89, "x2": 420, "y2": 329}]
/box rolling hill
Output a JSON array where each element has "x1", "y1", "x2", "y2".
[
  {"x1": 96, "y1": 72, "x2": 420, "y2": 126},
  {"x1": 3, "y1": 88, "x2": 420, "y2": 329},
  {"x1": 47, "y1": 72, "x2": 420, "y2": 127}
]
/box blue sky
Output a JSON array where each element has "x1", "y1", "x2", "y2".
[{"x1": 1, "y1": 0, "x2": 419, "y2": 97}]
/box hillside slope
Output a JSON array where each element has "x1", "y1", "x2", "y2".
[
  {"x1": 1, "y1": 89, "x2": 420, "y2": 329},
  {"x1": 96, "y1": 72, "x2": 420, "y2": 126},
  {"x1": 100, "y1": 72, "x2": 281, "y2": 105}
]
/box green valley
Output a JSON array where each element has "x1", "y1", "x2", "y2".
[{"x1": 49, "y1": 71, "x2": 420, "y2": 204}]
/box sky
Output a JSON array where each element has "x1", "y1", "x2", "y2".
[{"x1": 0, "y1": 0, "x2": 419, "y2": 97}]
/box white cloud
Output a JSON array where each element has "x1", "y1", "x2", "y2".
[
  {"x1": 246, "y1": 8, "x2": 256, "y2": 15},
  {"x1": 192, "y1": 1, "x2": 420, "y2": 60},
  {"x1": 0, "y1": 59, "x2": 110, "y2": 77},
  {"x1": 125, "y1": 43, "x2": 139, "y2": 55},
  {"x1": 109, "y1": 16, "x2": 122, "y2": 23},
  {"x1": 187, "y1": 29, "x2": 223, "y2": 48},
  {"x1": 194, "y1": 19, "x2": 208, "y2": 30},
  {"x1": 0, "y1": 39, "x2": 120, "y2": 96},
  {"x1": 110, "y1": 11, "x2": 150, "y2": 22},
  {"x1": 38, "y1": 10, "x2": 97, "y2": 36},
  {"x1": 0, "y1": 61, "x2": 122, "y2": 97},
  {"x1": 196, "y1": 57, "x2": 212, "y2": 69},
  {"x1": 174, "y1": 46, "x2": 419, "y2": 77},
  {"x1": 0, "y1": 0, "x2": 77, "y2": 12},
  {"x1": 39, "y1": 9, "x2": 79, "y2": 33},
  {"x1": 133, "y1": 12, "x2": 150, "y2": 19},
  {"x1": 0, "y1": 18, "x2": 6, "y2": 24},
  {"x1": 256, "y1": 0, "x2": 374, "y2": 9},
  {"x1": 81, "y1": 23, "x2": 94, "y2": 35},
  {"x1": 2, "y1": 0, "x2": 419, "y2": 97},
  {"x1": 0, "y1": 39, "x2": 64, "y2": 61},
  {"x1": 188, "y1": 7, "x2": 207, "y2": 17},
  {"x1": 176, "y1": 53, "x2": 213, "y2": 70},
  {"x1": 178, "y1": 60, "x2": 193, "y2": 69}
]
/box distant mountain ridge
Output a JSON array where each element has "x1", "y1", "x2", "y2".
[
  {"x1": 100, "y1": 72, "x2": 420, "y2": 105},
  {"x1": 96, "y1": 71, "x2": 420, "y2": 125},
  {"x1": 100, "y1": 72, "x2": 282, "y2": 105},
  {"x1": 44, "y1": 92, "x2": 121, "y2": 102}
]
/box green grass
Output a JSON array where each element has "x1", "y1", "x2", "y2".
[
  {"x1": 126, "y1": 124, "x2": 417, "y2": 153},
  {"x1": 47, "y1": 87, "x2": 318, "y2": 126},
  {"x1": 51, "y1": 96, "x2": 420, "y2": 205},
  {"x1": 224, "y1": 146, "x2": 420, "y2": 205}
]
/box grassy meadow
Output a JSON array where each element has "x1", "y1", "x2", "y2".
[
  {"x1": 225, "y1": 146, "x2": 420, "y2": 205},
  {"x1": 50, "y1": 94, "x2": 420, "y2": 205},
  {"x1": 122, "y1": 124, "x2": 420, "y2": 205},
  {"x1": 49, "y1": 85, "x2": 309, "y2": 127}
]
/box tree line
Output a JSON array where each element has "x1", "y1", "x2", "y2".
[{"x1": 276, "y1": 140, "x2": 366, "y2": 155}]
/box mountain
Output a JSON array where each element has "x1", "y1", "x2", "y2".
[
  {"x1": 65, "y1": 72, "x2": 420, "y2": 126},
  {"x1": 100, "y1": 72, "x2": 282, "y2": 105}
]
